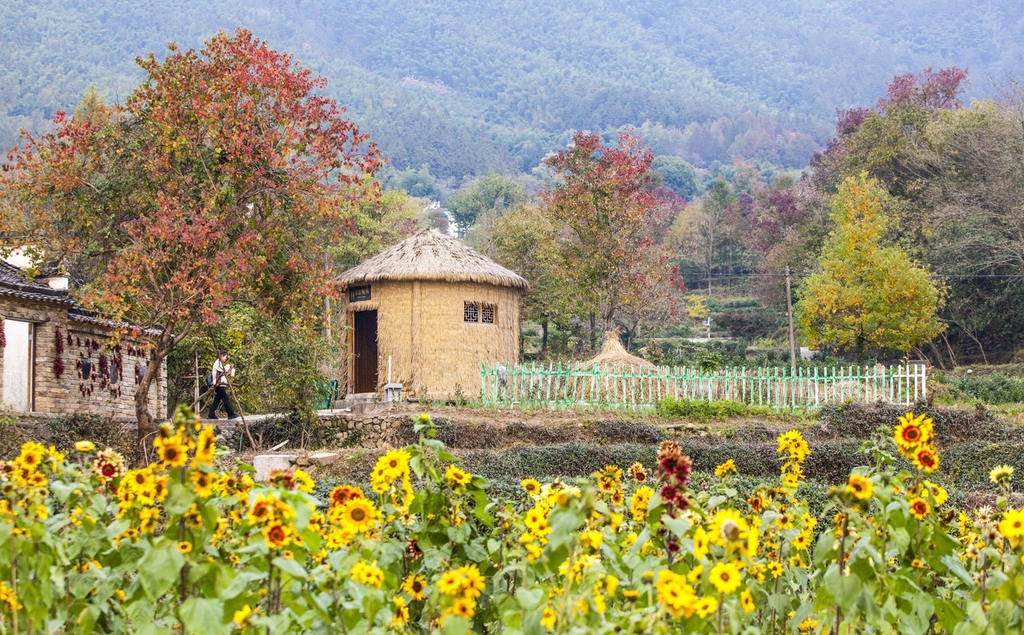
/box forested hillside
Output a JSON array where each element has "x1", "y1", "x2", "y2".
[{"x1": 2, "y1": 0, "x2": 1021, "y2": 180}]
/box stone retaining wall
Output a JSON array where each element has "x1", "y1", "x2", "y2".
[{"x1": 5, "y1": 406, "x2": 418, "y2": 459}]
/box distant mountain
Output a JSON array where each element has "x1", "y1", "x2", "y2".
[{"x1": 2, "y1": 0, "x2": 1020, "y2": 179}]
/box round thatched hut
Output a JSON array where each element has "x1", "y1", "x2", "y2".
[{"x1": 335, "y1": 229, "x2": 527, "y2": 400}]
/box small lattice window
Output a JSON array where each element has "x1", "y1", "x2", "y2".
[
  {"x1": 464, "y1": 301, "x2": 479, "y2": 323},
  {"x1": 481, "y1": 304, "x2": 495, "y2": 324}
]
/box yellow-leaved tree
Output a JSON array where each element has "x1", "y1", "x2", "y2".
[{"x1": 796, "y1": 174, "x2": 945, "y2": 361}]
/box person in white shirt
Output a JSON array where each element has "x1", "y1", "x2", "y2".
[{"x1": 207, "y1": 350, "x2": 239, "y2": 420}]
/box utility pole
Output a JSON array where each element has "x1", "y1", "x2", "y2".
[{"x1": 786, "y1": 266, "x2": 797, "y2": 375}]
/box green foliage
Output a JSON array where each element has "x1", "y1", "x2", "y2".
[
  {"x1": 168, "y1": 305, "x2": 333, "y2": 422},
  {"x1": 651, "y1": 155, "x2": 698, "y2": 199},
  {"x1": 934, "y1": 373, "x2": 1024, "y2": 405},
  {"x1": 378, "y1": 164, "x2": 442, "y2": 200},
  {"x1": 655, "y1": 396, "x2": 776, "y2": 422},
  {"x1": 446, "y1": 173, "x2": 526, "y2": 236}
]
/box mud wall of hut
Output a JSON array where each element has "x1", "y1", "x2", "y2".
[{"x1": 346, "y1": 280, "x2": 520, "y2": 400}]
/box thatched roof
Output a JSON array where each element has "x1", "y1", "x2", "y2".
[
  {"x1": 335, "y1": 229, "x2": 528, "y2": 290},
  {"x1": 587, "y1": 330, "x2": 655, "y2": 369}
]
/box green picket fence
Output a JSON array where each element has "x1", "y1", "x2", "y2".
[{"x1": 480, "y1": 362, "x2": 927, "y2": 411}]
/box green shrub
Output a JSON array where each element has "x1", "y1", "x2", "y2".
[
  {"x1": 656, "y1": 396, "x2": 774, "y2": 421},
  {"x1": 935, "y1": 372, "x2": 1024, "y2": 405}
]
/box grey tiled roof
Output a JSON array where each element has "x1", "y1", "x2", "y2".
[{"x1": 0, "y1": 262, "x2": 74, "y2": 305}]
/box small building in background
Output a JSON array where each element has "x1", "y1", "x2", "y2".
[
  {"x1": 0, "y1": 262, "x2": 167, "y2": 418},
  {"x1": 336, "y1": 229, "x2": 527, "y2": 401}
]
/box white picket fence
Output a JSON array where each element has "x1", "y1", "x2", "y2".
[{"x1": 481, "y1": 362, "x2": 927, "y2": 411}]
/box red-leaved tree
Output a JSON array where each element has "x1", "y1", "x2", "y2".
[
  {"x1": 541, "y1": 130, "x2": 680, "y2": 349},
  {"x1": 0, "y1": 29, "x2": 381, "y2": 452}
]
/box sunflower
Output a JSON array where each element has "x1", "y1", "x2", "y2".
[
  {"x1": 709, "y1": 562, "x2": 742, "y2": 594},
  {"x1": 609, "y1": 487, "x2": 625, "y2": 506},
  {"x1": 338, "y1": 497, "x2": 379, "y2": 534},
  {"x1": 176, "y1": 541, "x2": 192, "y2": 554},
  {"x1": 999, "y1": 509, "x2": 1024, "y2": 542},
  {"x1": 155, "y1": 436, "x2": 187, "y2": 468},
  {"x1": 264, "y1": 523, "x2": 292, "y2": 549},
  {"x1": 329, "y1": 484, "x2": 365, "y2": 507},
  {"x1": 766, "y1": 562, "x2": 783, "y2": 578},
  {"x1": 379, "y1": 449, "x2": 411, "y2": 479},
  {"x1": 740, "y1": 588, "x2": 755, "y2": 613},
  {"x1": 437, "y1": 570, "x2": 463, "y2": 596},
  {"x1": 17, "y1": 442, "x2": 45, "y2": 469},
  {"x1": 540, "y1": 607, "x2": 557, "y2": 628},
  {"x1": 627, "y1": 462, "x2": 648, "y2": 482},
  {"x1": 695, "y1": 596, "x2": 718, "y2": 618},
  {"x1": 894, "y1": 417, "x2": 928, "y2": 452},
  {"x1": 402, "y1": 574, "x2": 427, "y2": 601},
  {"x1": 919, "y1": 480, "x2": 948, "y2": 507},
  {"x1": 292, "y1": 469, "x2": 315, "y2": 494},
  {"x1": 714, "y1": 459, "x2": 737, "y2": 477},
  {"x1": 911, "y1": 446, "x2": 939, "y2": 474},
  {"x1": 190, "y1": 470, "x2": 215, "y2": 498},
  {"x1": 192, "y1": 426, "x2": 216, "y2": 465},
  {"x1": 450, "y1": 597, "x2": 476, "y2": 618},
  {"x1": 845, "y1": 473, "x2": 874, "y2": 500},
  {"x1": 990, "y1": 465, "x2": 1014, "y2": 486},
  {"x1": 909, "y1": 497, "x2": 931, "y2": 520},
  {"x1": 524, "y1": 507, "x2": 547, "y2": 532},
  {"x1": 692, "y1": 526, "x2": 710, "y2": 560},
  {"x1": 350, "y1": 561, "x2": 384, "y2": 588},
  {"x1": 791, "y1": 531, "x2": 811, "y2": 551},
  {"x1": 520, "y1": 478, "x2": 541, "y2": 496},
  {"x1": 74, "y1": 441, "x2": 96, "y2": 452},
  {"x1": 445, "y1": 465, "x2": 473, "y2": 488}
]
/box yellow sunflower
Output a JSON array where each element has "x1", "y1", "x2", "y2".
[
  {"x1": 709, "y1": 562, "x2": 742, "y2": 594},
  {"x1": 911, "y1": 446, "x2": 939, "y2": 474},
  {"x1": 338, "y1": 497, "x2": 379, "y2": 534},
  {"x1": 845, "y1": 473, "x2": 874, "y2": 500},
  {"x1": 402, "y1": 574, "x2": 428, "y2": 601},
  {"x1": 909, "y1": 497, "x2": 931, "y2": 520}
]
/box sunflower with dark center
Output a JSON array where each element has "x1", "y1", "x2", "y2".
[
  {"x1": 909, "y1": 497, "x2": 931, "y2": 520},
  {"x1": 845, "y1": 474, "x2": 874, "y2": 500},
  {"x1": 264, "y1": 523, "x2": 291, "y2": 549},
  {"x1": 912, "y1": 446, "x2": 939, "y2": 474},
  {"x1": 337, "y1": 497, "x2": 378, "y2": 534}
]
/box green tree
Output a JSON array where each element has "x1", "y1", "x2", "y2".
[
  {"x1": 447, "y1": 172, "x2": 527, "y2": 237},
  {"x1": 795, "y1": 175, "x2": 944, "y2": 360},
  {"x1": 490, "y1": 203, "x2": 563, "y2": 353},
  {"x1": 651, "y1": 155, "x2": 698, "y2": 199}
]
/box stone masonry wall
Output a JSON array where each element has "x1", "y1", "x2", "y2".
[{"x1": 0, "y1": 297, "x2": 167, "y2": 419}]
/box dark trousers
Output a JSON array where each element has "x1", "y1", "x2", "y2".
[{"x1": 208, "y1": 386, "x2": 237, "y2": 419}]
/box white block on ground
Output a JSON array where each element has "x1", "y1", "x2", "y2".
[
  {"x1": 308, "y1": 452, "x2": 340, "y2": 466},
  {"x1": 253, "y1": 454, "x2": 298, "y2": 481}
]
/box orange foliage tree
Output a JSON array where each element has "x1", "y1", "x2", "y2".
[
  {"x1": 541, "y1": 130, "x2": 680, "y2": 349},
  {"x1": 0, "y1": 29, "x2": 381, "y2": 450}
]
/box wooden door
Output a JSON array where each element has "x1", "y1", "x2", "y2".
[{"x1": 352, "y1": 310, "x2": 378, "y2": 394}]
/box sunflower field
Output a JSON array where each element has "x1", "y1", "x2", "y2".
[{"x1": 1, "y1": 407, "x2": 1023, "y2": 634}]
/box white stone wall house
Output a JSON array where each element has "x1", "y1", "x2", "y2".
[{"x1": 0, "y1": 262, "x2": 167, "y2": 419}]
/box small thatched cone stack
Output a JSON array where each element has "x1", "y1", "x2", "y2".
[{"x1": 586, "y1": 329, "x2": 655, "y2": 369}]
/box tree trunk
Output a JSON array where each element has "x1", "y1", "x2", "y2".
[
  {"x1": 855, "y1": 334, "x2": 866, "y2": 364},
  {"x1": 541, "y1": 319, "x2": 548, "y2": 354},
  {"x1": 134, "y1": 345, "x2": 167, "y2": 466},
  {"x1": 589, "y1": 312, "x2": 597, "y2": 352},
  {"x1": 134, "y1": 320, "x2": 191, "y2": 466}
]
